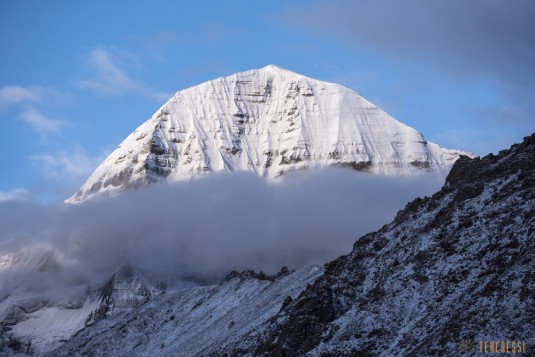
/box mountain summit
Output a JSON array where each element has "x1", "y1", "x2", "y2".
[{"x1": 67, "y1": 65, "x2": 470, "y2": 202}]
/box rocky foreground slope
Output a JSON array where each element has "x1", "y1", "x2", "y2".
[
  {"x1": 45, "y1": 266, "x2": 323, "y2": 357},
  {"x1": 222, "y1": 134, "x2": 535, "y2": 356},
  {"x1": 49, "y1": 134, "x2": 534, "y2": 356},
  {"x1": 67, "y1": 65, "x2": 469, "y2": 202}
]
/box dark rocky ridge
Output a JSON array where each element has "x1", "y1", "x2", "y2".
[{"x1": 219, "y1": 134, "x2": 535, "y2": 356}]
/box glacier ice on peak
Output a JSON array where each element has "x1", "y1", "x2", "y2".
[{"x1": 67, "y1": 65, "x2": 471, "y2": 203}]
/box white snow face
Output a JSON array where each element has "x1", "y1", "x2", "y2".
[{"x1": 67, "y1": 65, "x2": 470, "y2": 203}]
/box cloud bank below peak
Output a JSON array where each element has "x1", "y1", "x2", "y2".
[{"x1": 0, "y1": 168, "x2": 443, "y2": 294}]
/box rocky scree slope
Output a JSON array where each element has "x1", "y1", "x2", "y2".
[
  {"x1": 217, "y1": 134, "x2": 535, "y2": 356},
  {"x1": 0, "y1": 264, "x2": 161, "y2": 356},
  {"x1": 67, "y1": 65, "x2": 469, "y2": 202},
  {"x1": 46, "y1": 266, "x2": 323, "y2": 357}
]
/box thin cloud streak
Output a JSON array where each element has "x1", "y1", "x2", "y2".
[
  {"x1": 0, "y1": 188, "x2": 29, "y2": 202},
  {"x1": 0, "y1": 86, "x2": 39, "y2": 106},
  {"x1": 77, "y1": 47, "x2": 142, "y2": 96},
  {"x1": 30, "y1": 149, "x2": 104, "y2": 181},
  {"x1": 0, "y1": 85, "x2": 68, "y2": 107},
  {"x1": 77, "y1": 46, "x2": 175, "y2": 103},
  {"x1": 19, "y1": 109, "x2": 66, "y2": 134}
]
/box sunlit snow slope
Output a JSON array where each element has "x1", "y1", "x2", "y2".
[{"x1": 67, "y1": 65, "x2": 470, "y2": 202}]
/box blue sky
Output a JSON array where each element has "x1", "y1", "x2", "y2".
[{"x1": 1, "y1": 0, "x2": 534, "y2": 203}]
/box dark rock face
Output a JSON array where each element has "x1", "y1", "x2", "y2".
[
  {"x1": 224, "y1": 266, "x2": 293, "y2": 283},
  {"x1": 221, "y1": 134, "x2": 535, "y2": 356}
]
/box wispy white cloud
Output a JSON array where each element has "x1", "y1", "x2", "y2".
[
  {"x1": 77, "y1": 47, "x2": 143, "y2": 96},
  {"x1": 0, "y1": 188, "x2": 30, "y2": 202},
  {"x1": 76, "y1": 46, "x2": 177, "y2": 103},
  {"x1": 0, "y1": 85, "x2": 70, "y2": 107},
  {"x1": 0, "y1": 86, "x2": 39, "y2": 106},
  {"x1": 30, "y1": 149, "x2": 105, "y2": 181},
  {"x1": 19, "y1": 109, "x2": 66, "y2": 134}
]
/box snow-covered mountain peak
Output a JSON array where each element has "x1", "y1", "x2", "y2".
[{"x1": 67, "y1": 67, "x2": 472, "y2": 203}]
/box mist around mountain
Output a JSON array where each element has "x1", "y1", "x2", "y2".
[
  {"x1": 0, "y1": 168, "x2": 443, "y2": 355},
  {"x1": 48, "y1": 135, "x2": 534, "y2": 357}
]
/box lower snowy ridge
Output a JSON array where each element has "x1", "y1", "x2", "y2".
[
  {"x1": 45, "y1": 265, "x2": 322, "y2": 356},
  {"x1": 0, "y1": 264, "x2": 164, "y2": 356}
]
